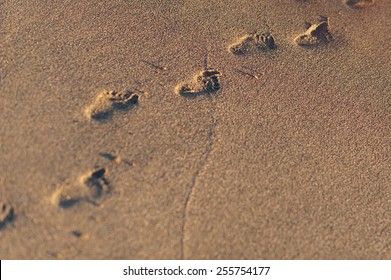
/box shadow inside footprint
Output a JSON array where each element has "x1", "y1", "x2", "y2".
[
  {"x1": 176, "y1": 69, "x2": 222, "y2": 96},
  {"x1": 84, "y1": 90, "x2": 139, "y2": 121},
  {"x1": 53, "y1": 168, "x2": 111, "y2": 209},
  {"x1": 84, "y1": 168, "x2": 109, "y2": 198},
  {"x1": 229, "y1": 32, "x2": 276, "y2": 55},
  {"x1": 59, "y1": 197, "x2": 81, "y2": 208},
  {"x1": 294, "y1": 17, "x2": 332, "y2": 47},
  {"x1": 344, "y1": 0, "x2": 375, "y2": 9},
  {"x1": 0, "y1": 201, "x2": 14, "y2": 229}
]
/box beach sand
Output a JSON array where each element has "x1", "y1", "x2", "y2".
[{"x1": 0, "y1": 0, "x2": 390, "y2": 259}]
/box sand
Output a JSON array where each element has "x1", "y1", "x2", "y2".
[{"x1": 0, "y1": 0, "x2": 390, "y2": 259}]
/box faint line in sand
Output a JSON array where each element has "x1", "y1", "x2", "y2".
[{"x1": 179, "y1": 49, "x2": 219, "y2": 259}]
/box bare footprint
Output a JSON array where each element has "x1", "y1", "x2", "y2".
[
  {"x1": 99, "y1": 152, "x2": 134, "y2": 167},
  {"x1": 344, "y1": 0, "x2": 375, "y2": 9},
  {"x1": 71, "y1": 230, "x2": 90, "y2": 240},
  {"x1": 294, "y1": 16, "x2": 332, "y2": 47},
  {"x1": 175, "y1": 69, "x2": 222, "y2": 96},
  {"x1": 229, "y1": 32, "x2": 276, "y2": 55},
  {"x1": 84, "y1": 90, "x2": 139, "y2": 121},
  {"x1": 51, "y1": 168, "x2": 111, "y2": 208},
  {"x1": 0, "y1": 201, "x2": 14, "y2": 229}
]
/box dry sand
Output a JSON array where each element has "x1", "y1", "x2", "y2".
[{"x1": 0, "y1": 0, "x2": 390, "y2": 259}]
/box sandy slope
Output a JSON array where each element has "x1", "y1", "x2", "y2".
[{"x1": 0, "y1": 0, "x2": 390, "y2": 259}]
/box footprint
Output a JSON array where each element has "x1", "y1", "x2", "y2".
[
  {"x1": 0, "y1": 201, "x2": 14, "y2": 229},
  {"x1": 71, "y1": 230, "x2": 90, "y2": 240},
  {"x1": 84, "y1": 90, "x2": 139, "y2": 121},
  {"x1": 99, "y1": 152, "x2": 134, "y2": 167},
  {"x1": 175, "y1": 69, "x2": 222, "y2": 96},
  {"x1": 344, "y1": 0, "x2": 375, "y2": 9},
  {"x1": 51, "y1": 168, "x2": 111, "y2": 208},
  {"x1": 229, "y1": 32, "x2": 276, "y2": 55},
  {"x1": 294, "y1": 17, "x2": 332, "y2": 47}
]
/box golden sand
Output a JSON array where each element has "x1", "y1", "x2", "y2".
[{"x1": 0, "y1": 0, "x2": 390, "y2": 259}]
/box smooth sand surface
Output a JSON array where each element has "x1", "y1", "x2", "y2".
[{"x1": 0, "y1": 0, "x2": 390, "y2": 259}]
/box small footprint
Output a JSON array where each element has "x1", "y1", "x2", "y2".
[
  {"x1": 84, "y1": 90, "x2": 139, "y2": 121},
  {"x1": 229, "y1": 32, "x2": 276, "y2": 55},
  {"x1": 99, "y1": 152, "x2": 134, "y2": 167},
  {"x1": 344, "y1": 0, "x2": 375, "y2": 9},
  {"x1": 294, "y1": 17, "x2": 332, "y2": 47},
  {"x1": 51, "y1": 168, "x2": 111, "y2": 208},
  {"x1": 0, "y1": 201, "x2": 14, "y2": 229},
  {"x1": 175, "y1": 69, "x2": 222, "y2": 96},
  {"x1": 71, "y1": 230, "x2": 90, "y2": 240}
]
